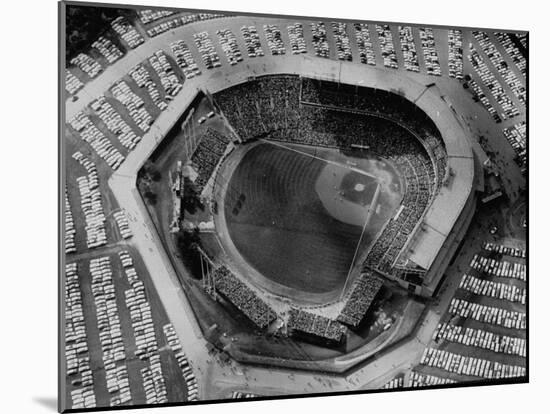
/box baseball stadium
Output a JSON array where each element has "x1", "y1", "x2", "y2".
[{"x1": 63, "y1": 3, "x2": 527, "y2": 409}]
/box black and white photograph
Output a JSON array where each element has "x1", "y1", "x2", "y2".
[{"x1": 56, "y1": 0, "x2": 534, "y2": 412}]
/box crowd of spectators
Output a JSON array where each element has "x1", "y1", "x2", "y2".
[
  {"x1": 419, "y1": 28, "x2": 442, "y2": 76},
  {"x1": 310, "y1": 22, "x2": 329, "y2": 58},
  {"x1": 163, "y1": 324, "x2": 199, "y2": 401},
  {"x1": 65, "y1": 262, "x2": 96, "y2": 409},
  {"x1": 241, "y1": 25, "x2": 265, "y2": 58},
  {"x1": 287, "y1": 23, "x2": 307, "y2": 55},
  {"x1": 111, "y1": 16, "x2": 144, "y2": 49},
  {"x1": 213, "y1": 265, "x2": 277, "y2": 329},
  {"x1": 448, "y1": 298, "x2": 526, "y2": 330},
  {"x1": 337, "y1": 272, "x2": 383, "y2": 326},
  {"x1": 473, "y1": 31, "x2": 526, "y2": 106},
  {"x1": 66, "y1": 69, "x2": 84, "y2": 95},
  {"x1": 502, "y1": 121, "x2": 527, "y2": 168},
  {"x1": 91, "y1": 36, "x2": 124, "y2": 64},
  {"x1": 111, "y1": 78, "x2": 156, "y2": 128},
  {"x1": 331, "y1": 22, "x2": 352, "y2": 61},
  {"x1": 89, "y1": 256, "x2": 132, "y2": 406},
  {"x1": 170, "y1": 40, "x2": 202, "y2": 79},
  {"x1": 144, "y1": 13, "x2": 226, "y2": 38},
  {"x1": 376, "y1": 24, "x2": 398, "y2": 69},
  {"x1": 214, "y1": 75, "x2": 446, "y2": 282},
  {"x1": 447, "y1": 29, "x2": 464, "y2": 79},
  {"x1": 434, "y1": 322, "x2": 526, "y2": 357},
  {"x1": 70, "y1": 53, "x2": 103, "y2": 79},
  {"x1": 263, "y1": 24, "x2": 286, "y2": 55},
  {"x1": 149, "y1": 50, "x2": 183, "y2": 96},
  {"x1": 421, "y1": 347, "x2": 525, "y2": 379},
  {"x1": 287, "y1": 308, "x2": 347, "y2": 342},
  {"x1": 470, "y1": 253, "x2": 526, "y2": 281},
  {"x1": 73, "y1": 152, "x2": 108, "y2": 248},
  {"x1": 191, "y1": 128, "x2": 231, "y2": 193},
  {"x1": 398, "y1": 26, "x2": 420, "y2": 72},
  {"x1": 467, "y1": 77, "x2": 502, "y2": 122},
  {"x1": 354, "y1": 24, "x2": 376, "y2": 65},
  {"x1": 468, "y1": 46, "x2": 519, "y2": 119},
  {"x1": 69, "y1": 112, "x2": 125, "y2": 169},
  {"x1": 90, "y1": 95, "x2": 141, "y2": 150},
  {"x1": 217, "y1": 29, "x2": 243, "y2": 66},
  {"x1": 459, "y1": 274, "x2": 526, "y2": 304},
  {"x1": 495, "y1": 32, "x2": 527, "y2": 78},
  {"x1": 65, "y1": 187, "x2": 76, "y2": 254},
  {"x1": 194, "y1": 31, "x2": 222, "y2": 69}
]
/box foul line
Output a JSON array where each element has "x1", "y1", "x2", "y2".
[
  {"x1": 341, "y1": 182, "x2": 382, "y2": 299},
  {"x1": 261, "y1": 139, "x2": 378, "y2": 180}
]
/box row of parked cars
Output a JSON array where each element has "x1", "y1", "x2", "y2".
[
  {"x1": 114, "y1": 210, "x2": 133, "y2": 239},
  {"x1": 66, "y1": 69, "x2": 84, "y2": 95},
  {"x1": 448, "y1": 298, "x2": 526, "y2": 330},
  {"x1": 111, "y1": 79, "x2": 156, "y2": 130},
  {"x1": 264, "y1": 24, "x2": 286, "y2": 56},
  {"x1": 144, "y1": 13, "x2": 226, "y2": 38},
  {"x1": 310, "y1": 22, "x2": 329, "y2": 58},
  {"x1": 398, "y1": 26, "x2": 420, "y2": 72},
  {"x1": 447, "y1": 29, "x2": 463, "y2": 79},
  {"x1": 111, "y1": 16, "x2": 144, "y2": 50},
  {"x1": 91, "y1": 95, "x2": 141, "y2": 150},
  {"x1": 483, "y1": 242, "x2": 526, "y2": 259},
  {"x1": 137, "y1": 8, "x2": 175, "y2": 25},
  {"x1": 241, "y1": 25, "x2": 265, "y2": 58},
  {"x1": 194, "y1": 31, "x2": 222, "y2": 69},
  {"x1": 459, "y1": 274, "x2": 526, "y2": 304},
  {"x1": 494, "y1": 32, "x2": 526, "y2": 77},
  {"x1": 129, "y1": 64, "x2": 168, "y2": 111},
  {"x1": 502, "y1": 121, "x2": 527, "y2": 166},
  {"x1": 170, "y1": 39, "x2": 202, "y2": 79},
  {"x1": 470, "y1": 254, "x2": 526, "y2": 281},
  {"x1": 376, "y1": 24, "x2": 399, "y2": 69},
  {"x1": 65, "y1": 188, "x2": 76, "y2": 253},
  {"x1": 467, "y1": 77, "x2": 502, "y2": 122},
  {"x1": 408, "y1": 371, "x2": 456, "y2": 387},
  {"x1": 473, "y1": 31, "x2": 526, "y2": 106},
  {"x1": 91, "y1": 36, "x2": 124, "y2": 64},
  {"x1": 149, "y1": 50, "x2": 183, "y2": 97},
  {"x1": 468, "y1": 46, "x2": 519, "y2": 119},
  {"x1": 70, "y1": 53, "x2": 103, "y2": 79},
  {"x1": 89, "y1": 256, "x2": 132, "y2": 406},
  {"x1": 73, "y1": 152, "x2": 108, "y2": 248},
  {"x1": 332, "y1": 22, "x2": 352, "y2": 61},
  {"x1": 65, "y1": 262, "x2": 96, "y2": 409},
  {"x1": 354, "y1": 23, "x2": 376, "y2": 65},
  {"x1": 163, "y1": 324, "x2": 199, "y2": 401},
  {"x1": 420, "y1": 347, "x2": 526, "y2": 379},
  {"x1": 434, "y1": 322, "x2": 526, "y2": 357},
  {"x1": 70, "y1": 114, "x2": 125, "y2": 170},
  {"x1": 287, "y1": 23, "x2": 307, "y2": 55},
  {"x1": 141, "y1": 355, "x2": 168, "y2": 405},
  {"x1": 419, "y1": 27, "x2": 442, "y2": 76},
  {"x1": 120, "y1": 256, "x2": 170, "y2": 404},
  {"x1": 217, "y1": 29, "x2": 243, "y2": 66}
]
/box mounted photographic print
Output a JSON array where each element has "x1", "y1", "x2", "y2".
[{"x1": 60, "y1": 0, "x2": 528, "y2": 411}]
